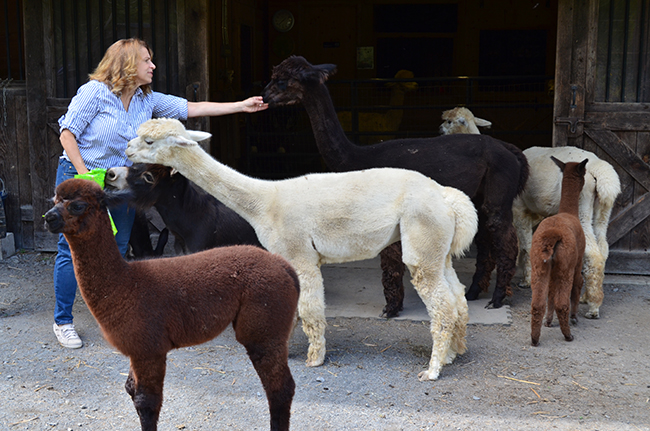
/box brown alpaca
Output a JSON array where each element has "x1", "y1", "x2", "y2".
[
  {"x1": 530, "y1": 157, "x2": 588, "y2": 346},
  {"x1": 44, "y1": 178, "x2": 299, "y2": 431}
]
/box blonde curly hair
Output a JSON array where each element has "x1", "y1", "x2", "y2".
[{"x1": 89, "y1": 38, "x2": 153, "y2": 96}]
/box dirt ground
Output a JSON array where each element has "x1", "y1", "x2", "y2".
[{"x1": 1, "y1": 250, "x2": 649, "y2": 430}]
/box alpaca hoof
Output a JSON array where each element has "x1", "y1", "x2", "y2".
[
  {"x1": 465, "y1": 290, "x2": 480, "y2": 301},
  {"x1": 584, "y1": 310, "x2": 600, "y2": 319},
  {"x1": 418, "y1": 368, "x2": 440, "y2": 381},
  {"x1": 305, "y1": 358, "x2": 324, "y2": 367},
  {"x1": 485, "y1": 300, "x2": 503, "y2": 309},
  {"x1": 531, "y1": 339, "x2": 539, "y2": 347},
  {"x1": 543, "y1": 321, "x2": 553, "y2": 328},
  {"x1": 381, "y1": 305, "x2": 402, "y2": 319},
  {"x1": 570, "y1": 316, "x2": 578, "y2": 325},
  {"x1": 517, "y1": 281, "x2": 531, "y2": 289},
  {"x1": 565, "y1": 334, "x2": 574, "y2": 342}
]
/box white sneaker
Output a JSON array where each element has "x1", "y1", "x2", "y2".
[{"x1": 53, "y1": 323, "x2": 83, "y2": 349}]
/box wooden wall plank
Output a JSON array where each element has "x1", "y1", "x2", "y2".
[
  {"x1": 606, "y1": 250, "x2": 650, "y2": 275},
  {"x1": 607, "y1": 192, "x2": 650, "y2": 245},
  {"x1": 586, "y1": 112, "x2": 650, "y2": 131},
  {"x1": 586, "y1": 129, "x2": 650, "y2": 191},
  {"x1": 631, "y1": 131, "x2": 650, "y2": 250},
  {"x1": 23, "y1": 1, "x2": 55, "y2": 251}
]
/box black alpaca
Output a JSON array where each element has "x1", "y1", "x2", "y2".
[
  {"x1": 262, "y1": 56, "x2": 529, "y2": 311},
  {"x1": 106, "y1": 164, "x2": 262, "y2": 255}
]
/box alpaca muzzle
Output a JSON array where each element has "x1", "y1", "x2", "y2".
[{"x1": 44, "y1": 207, "x2": 64, "y2": 233}]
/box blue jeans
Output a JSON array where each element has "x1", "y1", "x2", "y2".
[{"x1": 53, "y1": 158, "x2": 135, "y2": 325}]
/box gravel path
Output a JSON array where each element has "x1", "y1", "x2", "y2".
[{"x1": 1, "y1": 251, "x2": 649, "y2": 430}]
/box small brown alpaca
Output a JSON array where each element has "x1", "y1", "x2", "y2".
[
  {"x1": 44, "y1": 179, "x2": 299, "y2": 431},
  {"x1": 530, "y1": 156, "x2": 588, "y2": 346}
]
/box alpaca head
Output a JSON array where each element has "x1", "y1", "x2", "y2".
[
  {"x1": 439, "y1": 107, "x2": 492, "y2": 135},
  {"x1": 106, "y1": 164, "x2": 176, "y2": 209},
  {"x1": 262, "y1": 56, "x2": 337, "y2": 106},
  {"x1": 44, "y1": 178, "x2": 129, "y2": 239},
  {"x1": 126, "y1": 118, "x2": 212, "y2": 165}
]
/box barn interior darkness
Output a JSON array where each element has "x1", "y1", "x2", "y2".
[{"x1": 214, "y1": 0, "x2": 559, "y2": 177}]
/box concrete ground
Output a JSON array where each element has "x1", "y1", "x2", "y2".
[{"x1": 321, "y1": 256, "x2": 512, "y2": 325}]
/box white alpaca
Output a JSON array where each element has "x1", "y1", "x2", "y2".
[
  {"x1": 513, "y1": 147, "x2": 620, "y2": 319},
  {"x1": 439, "y1": 107, "x2": 492, "y2": 135},
  {"x1": 438, "y1": 107, "x2": 621, "y2": 319},
  {"x1": 126, "y1": 118, "x2": 478, "y2": 381}
]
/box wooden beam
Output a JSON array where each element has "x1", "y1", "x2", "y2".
[
  {"x1": 22, "y1": 0, "x2": 50, "y2": 250},
  {"x1": 586, "y1": 112, "x2": 650, "y2": 131},
  {"x1": 607, "y1": 191, "x2": 650, "y2": 244},
  {"x1": 606, "y1": 250, "x2": 650, "y2": 275},
  {"x1": 585, "y1": 128, "x2": 650, "y2": 191}
]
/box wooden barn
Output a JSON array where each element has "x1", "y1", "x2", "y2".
[{"x1": 1, "y1": 0, "x2": 649, "y2": 275}]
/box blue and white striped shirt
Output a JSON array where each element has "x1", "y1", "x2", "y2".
[{"x1": 58, "y1": 80, "x2": 188, "y2": 170}]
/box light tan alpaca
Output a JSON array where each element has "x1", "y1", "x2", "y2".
[
  {"x1": 438, "y1": 107, "x2": 621, "y2": 319},
  {"x1": 337, "y1": 70, "x2": 418, "y2": 144},
  {"x1": 439, "y1": 107, "x2": 492, "y2": 135},
  {"x1": 127, "y1": 118, "x2": 479, "y2": 381}
]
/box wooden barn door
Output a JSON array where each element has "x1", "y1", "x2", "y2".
[{"x1": 554, "y1": 0, "x2": 650, "y2": 274}]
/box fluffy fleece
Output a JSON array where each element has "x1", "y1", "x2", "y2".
[{"x1": 126, "y1": 117, "x2": 478, "y2": 381}]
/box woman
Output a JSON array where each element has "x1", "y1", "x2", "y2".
[{"x1": 54, "y1": 38, "x2": 267, "y2": 349}]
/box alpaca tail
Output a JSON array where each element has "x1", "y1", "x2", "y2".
[
  {"x1": 532, "y1": 228, "x2": 563, "y2": 265},
  {"x1": 441, "y1": 186, "x2": 479, "y2": 258},
  {"x1": 589, "y1": 159, "x2": 621, "y2": 249},
  {"x1": 501, "y1": 141, "x2": 530, "y2": 196}
]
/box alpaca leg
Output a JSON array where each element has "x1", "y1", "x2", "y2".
[
  {"x1": 128, "y1": 356, "x2": 167, "y2": 431},
  {"x1": 554, "y1": 281, "x2": 574, "y2": 342},
  {"x1": 465, "y1": 214, "x2": 495, "y2": 300},
  {"x1": 530, "y1": 268, "x2": 550, "y2": 347},
  {"x1": 581, "y1": 239, "x2": 604, "y2": 319},
  {"x1": 380, "y1": 242, "x2": 405, "y2": 318},
  {"x1": 571, "y1": 262, "x2": 583, "y2": 325},
  {"x1": 544, "y1": 291, "x2": 555, "y2": 328},
  {"x1": 294, "y1": 264, "x2": 328, "y2": 367},
  {"x1": 242, "y1": 343, "x2": 295, "y2": 431},
  {"x1": 512, "y1": 203, "x2": 535, "y2": 288},
  {"x1": 407, "y1": 264, "x2": 459, "y2": 381},
  {"x1": 443, "y1": 255, "x2": 469, "y2": 364},
  {"x1": 488, "y1": 221, "x2": 519, "y2": 308}
]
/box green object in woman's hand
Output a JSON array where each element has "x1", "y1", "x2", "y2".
[{"x1": 74, "y1": 168, "x2": 118, "y2": 236}]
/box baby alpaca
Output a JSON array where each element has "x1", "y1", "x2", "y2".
[
  {"x1": 126, "y1": 118, "x2": 479, "y2": 381},
  {"x1": 515, "y1": 146, "x2": 620, "y2": 319},
  {"x1": 530, "y1": 157, "x2": 588, "y2": 346},
  {"x1": 44, "y1": 179, "x2": 299, "y2": 431}
]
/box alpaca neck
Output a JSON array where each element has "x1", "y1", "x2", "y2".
[
  {"x1": 64, "y1": 211, "x2": 130, "y2": 317},
  {"x1": 557, "y1": 176, "x2": 583, "y2": 216},
  {"x1": 301, "y1": 82, "x2": 363, "y2": 171},
  {"x1": 163, "y1": 145, "x2": 273, "y2": 222}
]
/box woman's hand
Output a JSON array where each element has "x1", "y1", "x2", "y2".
[{"x1": 240, "y1": 96, "x2": 268, "y2": 113}]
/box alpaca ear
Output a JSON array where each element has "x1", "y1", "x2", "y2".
[
  {"x1": 551, "y1": 156, "x2": 566, "y2": 171},
  {"x1": 578, "y1": 158, "x2": 588, "y2": 174},
  {"x1": 475, "y1": 118, "x2": 492, "y2": 128},
  {"x1": 300, "y1": 64, "x2": 337, "y2": 84},
  {"x1": 170, "y1": 135, "x2": 200, "y2": 147},
  {"x1": 186, "y1": 130, "x2": 212, "y2": 143}
]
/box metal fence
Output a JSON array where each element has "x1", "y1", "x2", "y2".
[{"x1": 245, "y1": 75, "x2": 555, "y2": 179}]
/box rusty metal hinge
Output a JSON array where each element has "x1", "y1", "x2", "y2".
[{"x1": 554, "y1": 117, "x2": 590, "y2": 135}]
